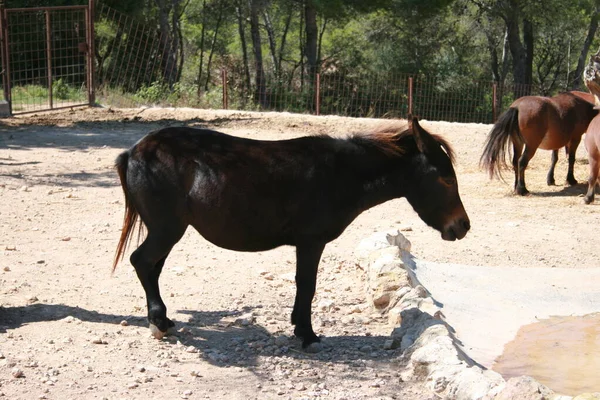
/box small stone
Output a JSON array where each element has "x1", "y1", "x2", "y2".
[
  {"x1": 360, "y1": 345, "x2": 373, "y2": 353},
  {"x1": 383, "y1": 339, "x2": 398, "y2": 350},
  {"x1": 137, "y1": 365, "x2": 146, "y2": 373},
  {"x1": 11, "y1": 367, "x2": 24, "y2": 378},
  {"x1": 3, "y1": 266, "x2": 10, "y2": 271},
  {"x1": 296, "y1": 383, "x2": 307, "y2": 391},
  {"x1": 20, "y1": 186, "x2": 29, "y2": 192},
  {"x1": 185, "y1": 346, "x2": 198, "y2": 353},
  {"x1": 36, "y1": 260, "x2": 45, "y2": 264},
  {"x1": 92, "y1": 338, "x2": 107, "y2": 345},
  {"x1": 120, "y1": 320, "x2": 128, "y2": 326},
  {"x1": 304, "y1": 342, "x2": 323, "y2": 353},
  {"x1": 190, "y1": 370, "x2": 202, "y2": 377},
  {"x1": 5, "y1": 246, "x2": 16, "y2": 251},
  {"x1": 260, "y1": 271, "x2": 274, "y2": 280},
  {"x1": 414, "y1": 285, "x2": 428, "y2": 298},
  {"x1": 60, "y1": 237, "x2": 71, "y2": 242},
  {"x1": 127, "y1": 382, "x2": 138, "y2": 389},
  {"x1": 317, "y1": 299, "x2": 334, "y2": 312}
]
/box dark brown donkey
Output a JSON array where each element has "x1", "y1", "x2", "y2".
[
  {"x1": 481, "y1": 91, "x2": 597, "y2": 195},
  {"x1": 113, "y1": 117, "x2": 470, "y2": 350}
]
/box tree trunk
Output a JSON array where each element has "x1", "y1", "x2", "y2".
[
  {"x1": 235, "y1": 0, "x2": 252, "y2": 98},
  {"x1": 155, "y1": 0, "x2": 179, "y2": 87},
  {"x1": 204, "y1": 4, "x2": 224, "y2": 92},
  {"x1": 504, "y1": 10, "x2": 530, "y2": 98},
  {"x1": 263, "y1": 7, "x2": 279, "y2": 75},
  {"x1": 304, "y1": 1, "x2": 318, "y2": 80},
  {"x1": 277, "y1": 6, "x2": 294, "y2": 79},
  {"x1": 196, "y1": 0, "x2": 207, "y2": 96},
  {"x1": 570, "y1": 6, "x2": 600, "y2": 90},
  {"x1": 249, "y1": 0, "x2": 268, "y2": 107}
]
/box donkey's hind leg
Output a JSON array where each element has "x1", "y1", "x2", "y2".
[
  {"x1": 547, "y1": 150, "x2": 558, "y2": 185},
  {"x1": 130, "y1": 226, "x2": 186, "y2": 339}
]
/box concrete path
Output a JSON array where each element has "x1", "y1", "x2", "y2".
[{"x1": 402, "y1": 252, "x2": 600, "y2": 368}]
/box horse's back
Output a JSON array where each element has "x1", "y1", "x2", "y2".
[{"x1": 509, "y1": 92, "x2": 596, "y2": 149}]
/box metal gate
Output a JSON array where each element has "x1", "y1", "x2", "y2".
[{"x1": 0, "y1": 3, "x2": 94, "y2": 115}]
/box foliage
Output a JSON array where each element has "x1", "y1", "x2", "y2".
[{"x1": 6, "y1": 0, "x2": 598, "y2": 120}]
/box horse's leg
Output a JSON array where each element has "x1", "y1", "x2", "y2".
[
  {"x1": 546, "y1": 150, "x2": 558, "y2": 186},
  {"x1": 584, "y1": 154, "x2": 600, "y2": 204},
  {"x1": 130, "y1": 227, "x2": 185, "y2": 339},
  {"x1": 512, "y1": 141, "x2": 524, "y2": 193},
  {"x1": 565, "y1": 138, "x2": 581, "y2": 186},
  {"x1": 515, "y1": 145, "x2": 537, "y2": 195},
  {"x1": 291, "y1": 241, "x2": 326, "y2": 350}
]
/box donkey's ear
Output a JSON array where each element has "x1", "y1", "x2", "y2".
[{"x1": 410, "y1": 116, "x2": 438, "y2": 154}]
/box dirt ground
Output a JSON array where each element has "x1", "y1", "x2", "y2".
[{"x1": 0, "y1": 107, "x2": 599, "y2": 400}]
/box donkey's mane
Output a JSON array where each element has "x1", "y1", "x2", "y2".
[{"x1": 348, "y1": 122, "x2": 455, "y2": 163}]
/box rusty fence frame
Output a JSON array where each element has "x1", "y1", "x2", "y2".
[{"x1": 0, "y1": 0, "x2": 95, "y2": 115}]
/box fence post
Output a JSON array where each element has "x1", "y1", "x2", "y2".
[
  {"x1": 315, "y1": 73, "x2": 320, "y2": 116},
  {"x1": 45, "y1": 10, "x2": 53, "y2": 108},
  {"x1": 87, "y1": 0, "x2": 95, "y2": 105},
  {"x1": 0, "y1": 0, "x2": 10, "y2": 110},
  {"x1": 222, "y1": 69, "x2": 228, "y2": 110},
  {"x1": 492, "y1": 82, "x2": 497, "y2": 123},
  {"x1": 408, "y1": 76, "x2": 413, "y2": 117}
]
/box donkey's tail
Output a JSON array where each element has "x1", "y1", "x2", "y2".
[
  {"x1": 113, "y1": 150, "x2": 141, "y2": 272},
  {"x1": 480, "y1": 107, "x2": 523, "y2": 180}
]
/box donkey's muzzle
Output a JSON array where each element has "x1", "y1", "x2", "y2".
[{"x1": 442, "y1": 216, "x2": 470, "y2": 241}]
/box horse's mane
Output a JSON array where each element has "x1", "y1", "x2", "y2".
[{"x1": 349, "y1": 122, "x2": 455, "y2": 163}]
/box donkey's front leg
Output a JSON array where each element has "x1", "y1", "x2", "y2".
[{"x1": 291, "y1": 241, "x2": 326, "y2": 351}]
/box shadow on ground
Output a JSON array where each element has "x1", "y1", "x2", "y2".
[{"x1": 0, "y1": 302, "x2": 402, "y2": 369}]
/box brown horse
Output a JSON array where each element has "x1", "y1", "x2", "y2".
[
  {"x1": 481, "y1": 91, "x2": 597, "y2": 195},
  {"x1": 584, "y1": 113, "x2": 600, "y2": 204},
  {"x1": 113, "y1": 117, "x2": 470, "y2": 350}
]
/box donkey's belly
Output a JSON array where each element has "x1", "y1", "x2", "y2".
[{"x1": 189, "y1": 210, "x2": 294, "y2": 252}]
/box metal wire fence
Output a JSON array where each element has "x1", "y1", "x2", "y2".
[
  {"x1": 1, "y1": 5, "x2": 91, "y2": 114},
  {"x1": 0, "y1": 2, "x2": 552, "y2": 123}
]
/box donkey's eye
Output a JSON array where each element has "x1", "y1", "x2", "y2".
[{"x1": 442, "y1": 177, "x2": 456, "y2": 186}]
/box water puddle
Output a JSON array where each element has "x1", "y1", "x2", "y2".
[{"x1": 493, "y1": 313, "x2": 600, "y2": 396}]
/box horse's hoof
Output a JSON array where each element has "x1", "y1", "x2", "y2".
[
  {"x1": 515, "y1": 189, "x2": 529, "y2": 196},
  {"x1": 584, "y1": 197, "x2": 593, "y2": 204},
  {"x1": 149, "y1": 323, "x2": 167, "y2": 339},
  {"x1": 303, "y1": 342, "x2": 323, "y2": 353}
]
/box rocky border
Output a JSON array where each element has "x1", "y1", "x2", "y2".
[{"x1": 356, "y1": 230, "x2": 598, "y2": 400}]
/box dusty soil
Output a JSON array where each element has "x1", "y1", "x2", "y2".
[{"x1": 0, "y1": 107, "x2": 598, "y2": 400}]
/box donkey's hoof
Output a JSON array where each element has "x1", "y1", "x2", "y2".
[
  {"x1": 304, "y1": 341, "x2": 323, "y2": 353},
  {"x1": 149, "y1": 323, "x2": 167, "y2": 340}
]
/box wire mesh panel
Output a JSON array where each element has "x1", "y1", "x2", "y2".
[
  {"x1": 319, "y1": 72, "x2": 410, "y2": 118},
  {"x1": 4, "y1": 6, "x2": 90, "y2": 114},
  {"x1": 412, "y1": 76, "x2": 495, "y2": 124},
  {"x1": 94, "y1": 4, "x2": 172, "y2": 108}
]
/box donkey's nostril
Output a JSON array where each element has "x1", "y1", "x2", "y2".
[{"x1": 462, "y1": 218, "x2": 471, "y2": 231}]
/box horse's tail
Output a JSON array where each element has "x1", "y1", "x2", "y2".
[
  {"x1": 480, "y1": 107, "x2": 523, "y2": 180},
  {"x1": 113, "y1": 150, "x2": 141, "y2": 272}
]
